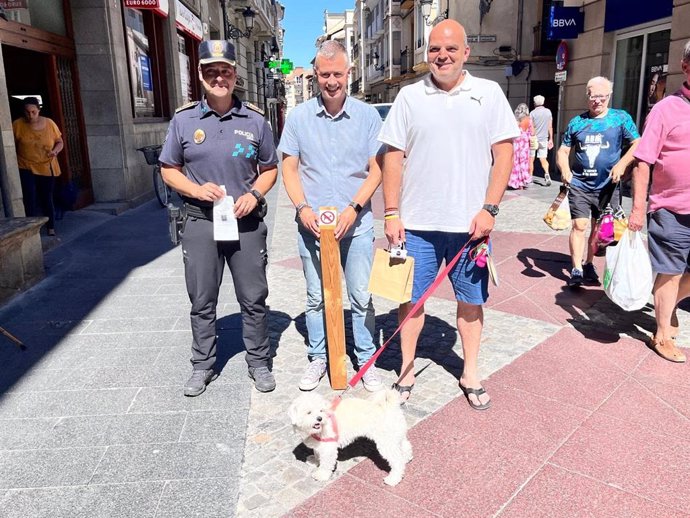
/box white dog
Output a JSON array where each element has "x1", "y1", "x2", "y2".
[{"x1": 288, "y1": 389, "x2": 413, "y2": 486}]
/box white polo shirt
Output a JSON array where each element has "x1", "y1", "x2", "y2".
[{"x1": 378, "y1": 71, "x2": 519, "y2": 232}]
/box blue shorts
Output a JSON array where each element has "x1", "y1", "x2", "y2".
[
  {"x1": 405, "y1": 230, "x2": 489, "y2": 305},
  {"x1": 647, "y1": 209, "x2": 690, "y2": 275}
]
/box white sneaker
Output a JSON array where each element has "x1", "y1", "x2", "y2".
[
  {"x1": 544, "y1": 173, "x2": 552, "y2": 186},
  {"x1": 361, "y1": 365, "x2": 383, "y2": 392},
  {"x1": 299, "y1": 358, "x2": 327, "y2": 391}
]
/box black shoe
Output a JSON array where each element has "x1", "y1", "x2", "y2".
[
  {"x1": 568, "y1": 268, "x2": 584, "y2": 287},
  {"x1": 582, "y1": 262, "x2": 600, "y2": 284},
  {"x1": 248, "y1": 366, "x2": 276, "y2": 392},
  {"x1": 184, "y1": 369, "x2": 218, "y2": 397}
]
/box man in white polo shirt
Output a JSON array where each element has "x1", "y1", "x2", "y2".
[{"x1": 379, "y1": 19, "x2": 518, "y2": 409}]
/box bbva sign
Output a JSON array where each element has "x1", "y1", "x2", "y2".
[{"x1": 548, "y1": 6, "x2": 584, "y2": 40}]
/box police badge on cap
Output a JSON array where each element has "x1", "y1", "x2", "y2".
[{"x1": 199, "y1": 40, "x2": 237, "y2": 67}]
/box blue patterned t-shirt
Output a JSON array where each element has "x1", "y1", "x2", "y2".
[{"x1": 562, "y1": 108, "x2": 639, "y2": 191}]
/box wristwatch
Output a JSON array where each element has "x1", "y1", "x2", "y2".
[
  {"x1": 482, "y1": 204, "x2": 499, "y2": 217},
  {"x1": 249, "y1": 189, "x2": 264, "y2": 203},
  {"x1": 348, "y1": 201, "x2": 363, "y2": 214}
]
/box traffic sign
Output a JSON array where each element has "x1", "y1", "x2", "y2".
[
  {"x1": 556, "y1": 41, "x2": 569, "y2": 71},
  {"x1": 555, "y1": 70, "x2": 567, "y2": 83}
]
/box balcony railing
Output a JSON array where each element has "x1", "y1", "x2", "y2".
[
  {"x1": 532, "y1": 22, "x2": 559, "y2": 57},
  {"x1": 350, "y1": 78, "x2": 361, "y2": 95}
]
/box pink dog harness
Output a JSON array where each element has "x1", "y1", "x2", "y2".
[{"x1": 310, "y1": 397, "x2": 342, "y2": 442}]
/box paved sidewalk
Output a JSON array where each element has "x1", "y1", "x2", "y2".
[{"x1": 1, "y1": 175, "x2": 688, "y2": 518}]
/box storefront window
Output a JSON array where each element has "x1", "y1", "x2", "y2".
[
  {"x1": 0, "y1": 0, "x2": 67, "y2": 36},
  {"x1": 613, "y1": 27, "x2": 670, "y2": 129},
  {"x1": 123, "y1": 8, "x2": 168, "y2": 118}
]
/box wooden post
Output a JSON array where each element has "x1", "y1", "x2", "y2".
[{"x1": 318, "y1": 206, "x2": 347, "y2": 389}]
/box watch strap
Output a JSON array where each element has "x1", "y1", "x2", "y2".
[{"x1": 349, "y1": 201, "x2": 363, "y2": 213}]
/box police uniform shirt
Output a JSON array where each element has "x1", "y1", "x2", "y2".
[{"x1": 159, "y1": 96, "x2": 278, "y2": 204}]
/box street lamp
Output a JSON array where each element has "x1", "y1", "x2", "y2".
[
  {"x1": 420, "y1": 0, "x2": 448, "y2": 26},
  {"x1": 225, "y1": 5, "x2": 256, "y2": 39},
  {"x1": 372, "y1": 52, "x2": 385, "y2": 72}
]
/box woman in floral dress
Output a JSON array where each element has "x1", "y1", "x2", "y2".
[{"x1": 508, "y1": 103, "x2": 533, "y2": 189}]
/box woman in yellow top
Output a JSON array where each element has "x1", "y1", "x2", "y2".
[{"x1": 12, "y1": 97, "x2": 64, "y2": 236}]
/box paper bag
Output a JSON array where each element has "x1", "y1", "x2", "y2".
[
  {"x1": 368, "y1": 249, "x2": 414, "y2": 303},
  {"x1": 543, "y1": 187, "x2": 571, "y2": 230}
]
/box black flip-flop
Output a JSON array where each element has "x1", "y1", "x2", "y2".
[
  {"x1": 460, "y1": 384, "x2": 491, "y2": 411},
  {"x1": 392, "y1": 382, "x2": 414, "y2": 405}
]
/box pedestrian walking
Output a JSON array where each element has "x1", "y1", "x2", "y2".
[
  {"x1": 530, "y1": 95, "x2": 553, "y2": 185},
  {"x1": 159, "y1": 40, "x2": 279, "y2": 396},
  {"x1": 378, "y1": 19, "x2": 519, "y2": 409},
  {"x1": 557, "y1": 76, "x2": 640, "y2": 288},
  {"x1": 13, "y1": 97, "x2": 64, "y2": 236},
  {"x1": 509, "y1": 103, "x2": 533, "y2": 190},
  {"x1": 629, "y1": 40, "x2": 690, "y2": 363},
  {"x1": 278, "y1": 40, "x2": 384, "y2": 392}
]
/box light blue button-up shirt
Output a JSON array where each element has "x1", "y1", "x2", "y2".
[{"x1": 278, "y1": 95, "x2": 383, "y2": 237}]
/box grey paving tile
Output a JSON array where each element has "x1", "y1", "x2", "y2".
[
  {"x1": 179, "y1": 410, "x2": 248, "y2": 443},
  {"x1": 81, "y1": 317, "x2": 181, "y2": 334},
  {"x1": 63, "y1": 331, "x2": 193, "y2": 349},
  {"x1": 41, "y1": 413, "x2": 187, "y2": 448},
  {"x1": 0, "y1": 418, "x2": 59, "y2": 451},
  {"x1": 128, "y1": 385, "x2": 251, "y2": 414},
  {"x1": 90, "y1": 442, "x2": 240, "y2": 484},
  {"x1": 155, "y1": 477, "x2": 237, "y2": 518},
  {"x1": 0, "y1": 481, "x2": 164, "y2": 518},
  {"x1": 2, "y1": 368, "x2": 95, "y2": 393},
  {"x1": 0, "y1": 388, "x2": 139, "y2": 418},
  {"x1": 0, "y1": 447, "x2": 105, "y2": 489}
]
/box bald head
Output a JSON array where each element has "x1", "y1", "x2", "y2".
[
  {"x1": 427, "y1": 19, "x2": 470, "y2": 91},
  {"x1": 429, "y1": 19, "x2": 468, "y2": 48}
]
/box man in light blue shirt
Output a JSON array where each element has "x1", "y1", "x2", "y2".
[{"x1": 278, "y1": 40, "x2": 384, "y2": 392}]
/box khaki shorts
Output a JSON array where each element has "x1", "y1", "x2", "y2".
[{"x1": 530, "y1": 140, "x2": 548, "y2": 159}]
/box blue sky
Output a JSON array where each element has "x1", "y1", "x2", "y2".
[{"x1": 281, "y1": 0, "x2": 354, "y2": 69}]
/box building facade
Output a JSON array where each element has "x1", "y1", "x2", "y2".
[{"x1": 0, "y1": 0, "x2": 284, "y2": 298}]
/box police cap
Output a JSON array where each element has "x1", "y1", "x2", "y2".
[{"x1": 198, "y1": 40, "x2": 236, "y2": 67}]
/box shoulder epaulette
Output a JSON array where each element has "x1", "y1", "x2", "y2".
[
  {"x1": 244, "y1": 102, "x2": 265, "y2": 116},
  {"x1": 175, "y1": 101, "x2": 199, "y2": 113}
]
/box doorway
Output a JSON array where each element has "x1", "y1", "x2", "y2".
[{"x1": 3, "y1": 43, "x2": 92, "y2": 211}]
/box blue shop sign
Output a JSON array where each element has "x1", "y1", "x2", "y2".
[
  {"x1": 604, "y1": 0, "x2": 671, "y2": 32},
  {"x1": 140, "y1": 55, "x2": 152, "y2": 92},
  {"x1": 547, "y1": 6, "x2": 583, "y2": 40}
]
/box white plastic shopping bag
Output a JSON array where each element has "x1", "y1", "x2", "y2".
[{"x1": 603, "y1": 230, "x2": 653, "y2": 311}]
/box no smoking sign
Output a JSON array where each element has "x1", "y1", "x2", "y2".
[{"x1": 319, "y1": 207, "x2": 338, "y2": 228}]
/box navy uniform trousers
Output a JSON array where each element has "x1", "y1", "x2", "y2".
[{"x1": 181, "y1": 214, "x2": 270, "y2": 370}]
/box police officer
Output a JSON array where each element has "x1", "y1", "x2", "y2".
[{"x1": 159, "y1": 40, "x2": 279, "y2": 396}]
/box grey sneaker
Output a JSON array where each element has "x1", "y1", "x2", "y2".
[
  {"x1": 248, "y1": 366, "x2": 276, "y2": 392},
  {"x1": 544, "y1": 173, "x2": 552, "y2": 186},
  {"x1": 184, "y1": 369, "x2": 217, "y2": 397},
  {"x1": 299, "y1": 358, "x2": 327, "y2": 391},
  {"x1": 361, "y1": 365, "x2": 383, "y2": 392}
]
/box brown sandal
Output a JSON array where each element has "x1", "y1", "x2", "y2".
[{"x1": 650, "y1": 335, "x2": 686, "y2": 363}]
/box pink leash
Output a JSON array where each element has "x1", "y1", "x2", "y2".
[{"x1": 335, "y1": 236, "x2": 490, "y2": 401}]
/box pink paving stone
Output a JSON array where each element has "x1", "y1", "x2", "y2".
[
  {"x1": 273, "y1": 256, "x2": 305, "y2": 271},
  {"x1": 631, "y1": 377, "x2": 690, "y2": 421},
  {"x1": 598, "y1": 377, "x2": 690, "y2": 437},
  {"x1": 283, "y1": 473, "x2": 435, "y2": 518},
  {"x1": 570, "y1": 334, "x2": 649, "y2": 374},
  {"x1": 633, "y1": 351, "x2": 690, "y2": 388},
  {"x1": 488, "y1": 328, "x2": 627, "y2": 410},
  {"x1": 348, "y1": 425, "x2": 543, "y2": 518},
  {"x1": 444, "y1": 382, "x2": 590, "y2": 459},
  {"x1": 490, "y1": 231, "x2": 564, "y2": 264},
  {"x1": 490, "y1": 294, "x2": 562, "y2": 326},
  {"x1": 500, "y1": 463, "x2": 690, "y2": 518},
  {"x1": 550, "y1": 412, "x2": 690, "y2": 513}
]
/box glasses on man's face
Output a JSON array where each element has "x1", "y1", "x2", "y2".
[
  {"x1": 588, "y1": 94, "x2": 610, "y2": 102},
  {"x1": 201, "y1": 67, "x2": 235, "y2": 79}
]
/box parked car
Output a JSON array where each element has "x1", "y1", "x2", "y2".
[{"x1": 373, "y1": 103, "x2": 393, "y2": 121}]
